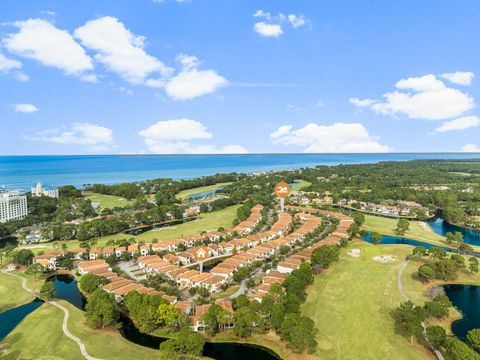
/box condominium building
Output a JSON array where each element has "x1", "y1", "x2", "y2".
[
  {"x1": 31, "y1": 182, "x2": 59, "y2": 198},
  {"x1": 0, "y1": 190, "x2": 28, "y2": 223}
]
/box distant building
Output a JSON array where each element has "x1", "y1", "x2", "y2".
[
  {"x1": 31, "y1": 182, "x2": 59, "y2": 198},
  {"x1": 0, "y1": 190, "x2": 28, "y2": 223}
]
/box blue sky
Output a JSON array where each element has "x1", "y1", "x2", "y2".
[{"x1": 1, "y1": 0, "x2": 479, "y2": 155}]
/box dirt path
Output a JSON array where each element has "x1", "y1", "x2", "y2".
[
  {"x1": 397, "y1": 262, "x2": 445, "y2": 360},
  {"x1": 1, "y1": 270, "x2": 103, "y2": 360}
]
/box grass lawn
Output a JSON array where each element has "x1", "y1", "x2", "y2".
[
  {"x1": 361, "y1": 214, "x2": 450, "y2": 246},
  {"x1": 210, "y1": 285, "x2": 240, "y2": 300},
  {"x1": 401, "y1": 253, "x2": 480, "y2": 334},
  {"x1": 176, "y1": 182, "x2": 233, "y2": 200},
  {"x1": 0, "y1": 271, "x2": 35, "y2": 312},
  {"x1": 83, "y1": 191, "x2": 134, "y2": 209},
  {"x1": 291, "y1": 179, "x2": 312, "y2": 192},
  {"x1": 25, "y1": 205, "x2": 240, "y2": 254},
  {"x1": 302, "y1": 241, "x2": 433, "y2": 360},
  {"x1": 0, "y1": 300, "x2": 160, "y2": 359}
]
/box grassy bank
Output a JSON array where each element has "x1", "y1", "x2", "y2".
[
  {"x1": 176, "y1": 182, "x2": 233, "y2": 200},
  {"x1": 291, "y1": 179, "x2": 312, "y2": 192},
  {"x1": 83, "y1": 191, "x2": 134, "y2": 209},
  {"x1": 302, "y1": 241, "x2": 432, "y2": 360},
  {"x1": 0, "y1": 300, "x2": 160, "y2": 359},
  {"x1": 361, "y1": 214, "x2": 449, "y2": 243},
  {"x1": 0, "y1": 271, "x2": 36, "y2": 312}
]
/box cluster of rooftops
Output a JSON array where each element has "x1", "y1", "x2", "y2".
[{"x1": 33, "y1": 204, "x2": 352, "y2": 330}]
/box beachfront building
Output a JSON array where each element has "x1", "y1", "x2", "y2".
[
  {"x1": 0, "y1": 190, "x2": 28, "y2": 223},
  {"x1": 31, "y1": 182, "x2": 59, "y2": 198}
]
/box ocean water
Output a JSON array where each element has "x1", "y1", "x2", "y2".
[{"x1": 0, "y1": 153, "x2": 479, "y2": 191}]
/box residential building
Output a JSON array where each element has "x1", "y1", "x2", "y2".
[
  {"x1": 31, "y1": 182, "x2": 59, "y2": 198},
  {"x1": 0, "y1": 190, "x2": 28, "y2": 223}
]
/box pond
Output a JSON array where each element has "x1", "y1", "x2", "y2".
[
  {"x1": 0, "y1": 236, "x2": 18, "y2": 248},
  {"x1": 186, "y1": 188, "x2": 224, "y2": 200},
  {"x1": 0, "y1": 274, "x2": 280, "y2": 360},
  {"x1": 444, "y1": 285, "x2": 480, "y2": 340},
  {"x1": 428, "y1": 218, "x2": 480, "y2": 246}
]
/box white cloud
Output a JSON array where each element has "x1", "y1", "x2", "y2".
[
  {"x1": 40, "y1": 10, "x2": 56, "y2": 16},
  {"x1": 0, "y1": 52, "x2": 22, "y2": 73},
  {"x1": 440, "y1": 71, "x2": 474, "y2": 86},
  {"x1": 139, "y1": 119, "x2": 246, "y2": 154},
  {"x1": 462, "y1": 144, "x2": 480, "y2": 152},
  {"x1": 3, "y1": 18, "x2": 94, "y2": 76},
  {"x1": 74, "y1": 16, "x2": 172, "y2": 85},
  {"x1": 139, "y1": 119, "x2": 212, "y2": 141},
  {"x1": 351, "y1": 74, "x2": 475, "y2": 121},
  {"x1": 164, "y1": 55, "x2": 228, "y2": 100},
  {"x1": 316, "y1": 99, "x2": 327, "y2": 107},
  {"x1": 435, "y1": 116, "x2": 480, "y2": 133},
  {"x1": 26, "y1": 122, "x2": 115, "y2": 151},
  {"x1": 287, "y1": 14, "x2": 307, "y2": 28},
  {"x1": 254, "y1": 22, "x2": 283, "y2": 37},
  {"x1": 270, "y1": 122, "x2": 391, "y2": 153},
  {"x1": 349, "y1": 97, "x2": 377, "y2": 107},
  {"x1": 14, "y1": 72, "x2": 29, "y2": 81},
  {"x1": 253, "y1": 10, "x2": 309, "y2": 37},
  {"x1": 271, "y1": 125, "x2": 293, "y2": 139},
  {"x1": 14, "y1": 103, "x2": 38, "y2": 113}
]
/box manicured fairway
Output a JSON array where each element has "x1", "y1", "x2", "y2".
[
  {"x1": 0, "y1": 301, "x2": 160, "y2": 359},
  {"x1": 291, "y1": 179, "x2": 312, "y2": 191},
  {"x1": 176, "y1": 182, "x2": 233, "y2": 200},
  {"x1": 83, "y1": 192, "x2": 134, "y2": 209},
  {"x1": 0, "y1": 271, "x2": 35, "y2": 312},
  {"x1": 24, "y1": 205, "x2": 240, "y2": 254},
  {"x1": 302, "y1": 241, "x2": 432, "y2": 360},
  {"x1": 361, "y1": 214, "x2": 447, "y2": 244}
]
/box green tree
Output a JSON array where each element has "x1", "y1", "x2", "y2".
[
  {"x1": 79, "y1": 274, "x2": 108, "y2": 294},
  {"x1": 445, "y1": 337, "x2": 480, "y2": 360},
  {"x1": 428, "y1": 248, "x2": 447, "y2": 260},
  {"x1": 85, "y1": 288, "x2": 119, "y2": 328},
  {"x1": 395, "y1": 219, "x2": 410, "y2": 235},
  {"x1": 470, "y1": 257, "x2": 479, "y2": 273},
  {"x1": 434, "y1": 258, "x2": 458, "y2": 281},
  {"x1": 279, "y1": 313, "x2": 318, "y2": 354},
  {"x1": 424, "y1": 300, "x2": 449, "y2": 319},
  {"x1": 390, "y1": 301, "x2": 424, "y2": 344},
  {"x1": 12, "y1": 249, "x2": 34, "y2": 265},
  {"x1": 347, "y1": 223, "x2": 360, "y2": 237},
  {"x1": 233, "y1": 307, "x2": 259, "y2": 338},
  {"x1": 25, "y1": 263, "x2": 45, "y2": 279},
  {"x1": 417, "y1": 264, "x2": 435, "y2": 282},
  {"x1": 311, "y1": 245, "x2": 340, "y2": 269},
  {"x1": 157, "y1": 303, "x2": 181, "y2": 329},
  {"x1": 467, "y1": 328, "x2": 480, "y2": 353},
  {"x1": 426, "y1": 326, "x2": 446, "y2": 349},
  {"x1": 39, "y1": 281, "x2": 56, "y2": 300},
  {"x1": 352, "y1": 212, "x2": 365, "y2": 226},
  {"x1": 370, "y1": 232, "x2": 382, "y2": 244},
  {"x1": 159, "y1": 327, "x2": 205, "y2": 359},
  {"x1": 412, "y1": 246, "x2": 427, "y2": 258}
]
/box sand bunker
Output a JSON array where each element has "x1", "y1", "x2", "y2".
[
  {"x1": 347, "y1": 249, "x2": 361, "y2": 257},
  {"x1": 373, "y1": 255, "x2": 396, "y2": 263}
]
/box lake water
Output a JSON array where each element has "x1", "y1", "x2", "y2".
[
  {"x1": 0, "y1": 275, "x2": 279, "y2": 360},
  {"x1": 428, "y1": 218, "x2": 480, "y2": 246},
  {"x1": 444, "y1": 285, "x2": 480, "y2": 340},
  {"x1": 2, "y1": 153, "x2": 479, "y2": 190}
]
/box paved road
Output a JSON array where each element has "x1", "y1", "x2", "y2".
[
  {"x1": 1, "y1": 270, "x2": 103, "y2": 360},
  {"x1": 397, "y1": 261, "x2": 445, "y2": 360}
]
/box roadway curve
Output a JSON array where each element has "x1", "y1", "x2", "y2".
[
  {"x1": 397, "y1": 261, "x2": 445, "y2": 360},
  {"x1": 1, "y1": 270, "x2": 103, "y2": 360}
]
